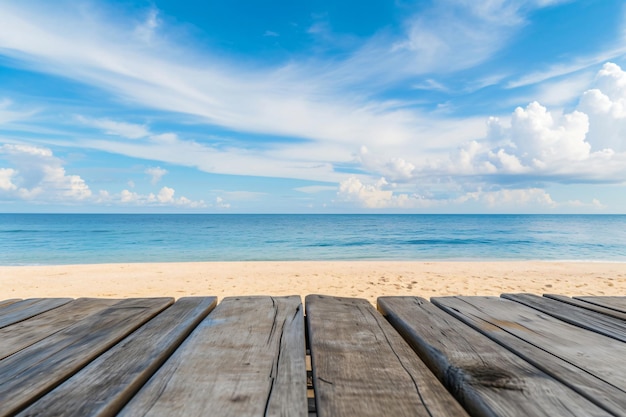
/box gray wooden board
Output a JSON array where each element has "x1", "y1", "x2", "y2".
[
  {"x1": 575, "y1": 296, "x2": 626, "y2": 314},
  {"x1": 378, "y1": 296, "x2": 611, "y2": 417},
  {"x1": 432, "y1": 296, "x2": 626, "y2": 417},
  {"x1": 119, "y1": 296, "x2": 308, "y2": 417},
  {"x1": 543, "y1": 294, "x2": 626, "y2": 321},
  {"x1": 306, "y1": 295, "x2": 469, "y2": 417},
  {"x1": 502, "y1": 293, "x2": 626, "y2": 343},
  {"x1": 0, "y1": 298, "x2": 121, "y2": 360},
  {"x1": 19, "y1": 297, "x2": 218, "y2": 417},
  {"x1": 0, "y1": 298, "x2": 21, "y2": 310},
  {"x1": 0, "y1": 298, "x2": 72, "y2": 329},
  {"x1": 0, "y1": 297, "x2": 173, "y2": 417}
]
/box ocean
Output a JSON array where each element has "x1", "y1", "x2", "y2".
[{"x1": 1, "y1": 214, "x2": 625, "y2": 265}]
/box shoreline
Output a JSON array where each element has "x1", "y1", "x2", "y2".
[{"x1": 1, "y1": 261, "x2": 625, "y2": 304}]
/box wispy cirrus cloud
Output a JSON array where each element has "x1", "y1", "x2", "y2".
[
  {"x1": 0, "y1": 0, "x2": 575, "y2": 152},
  {"x1": 77, "y1": 116, "x2": 150, "y2": 139}
]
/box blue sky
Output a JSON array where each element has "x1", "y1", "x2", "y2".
[{"x1": 1, "y1": 0, "x2": 626, "y2": 213}]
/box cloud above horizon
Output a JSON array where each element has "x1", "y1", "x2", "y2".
[{"x1": 0, "y1": 0, "x2": 625, "y2": 212}]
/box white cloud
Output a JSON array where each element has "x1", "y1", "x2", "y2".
[
  {"x1": 134, "y1": 8, "x2": 160, "y2": 44},
  {"x1": 578, "y1": 62, "x2": 626, "y2": 152},
  {"x1": 337, "y1": 177, "x2": 435, "y2": 209},
  {"x1": 460, "y1": 188, "x2": 557, "y2": 208},
  {"x1": 157, "y1": 186, "x2": 175, "y2": 203},
  {"x1": 443, "y1": 99, "x2": 626, "y2": 182},
  {"x1": 0, "y1": 143, "x2": 208, "y2": 208},
  {"x1": 119, "y1": 186, "x2": 206, "y2": 208},
  {"x1": 78, "y1": 116, "x2": 150, "y2": 139},
  {"x1": 506, "y1": 47, "x2": 626, "y2": 89},
  {"x1": 532, "y1": 72, "x2": 594, "y2": 107},
  {"x1": 0, "y1": 99, "x2": 37, "y2": 124},
  {"x1": 0, "y1": 168, "x2": 17, "y2": 191},
  {"x1": 337, "y1": 177, "x2": 604, "y2": 211},
  {"x1": 0, "y1": 144, "x2": 91, "y2": 201},
  {"x1": 215, "y1": 196, "x2": 230, "y2": 209},
  {"x1": 294, "y1": 185, "x2": 337, "y2": 194},
  {"x1": 340, "y1": 63, "x2": 626, "y2": 208},
  {"x1": 145, "y1": 166, "x2": 167, "y2": 184},
  {"x1": 392, "y1": 1, "x2": 524, "y2": 74},
  {"x1": 0, "y1": 1, "x2": 556, "y2": 160}
]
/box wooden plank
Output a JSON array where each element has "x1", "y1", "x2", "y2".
[
  {"x1": 0, "y1": 298, "x2": 72, "y2": 329},
  {"x1": 0, "y1": 297, "x2": 173, "y2": 416},
  {"x1": 432, "y1": 296, "x2": 626, "y2": 417},
  {"x1": 0, "y1": 298, "x2": 121, "y2": 360},
  {"x1": 119, "y1": 296, "x2": 307, "y2": 417},
  {"x1": 306, "y1": 295, "x2": 468, "y2": 417},
  {"x1": 544, "y1": 294, "x2": 626, "y2": 321},
  {"x1": 378, "y1": 296, "x2": 611, "y2": 417},
  {"x1": 19, "y1": 297, "x2": 217, "y2": 417},
  {"x1": 503, "y1": 293, "x2": 626, "y2": 343},
  {"x1": 0, "y1": 298, "x2": 21, "y2": 310},
  {"x1": 575, "y1": 296, "x2": 626, "y2": 314}
]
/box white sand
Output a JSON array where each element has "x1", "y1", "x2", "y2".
[{"x1": 1, "y1": 261, "x2": 625, "y2": 304}]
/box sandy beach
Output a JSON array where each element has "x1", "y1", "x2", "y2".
[{"x1": 1, "y1": 261, "x2": 625, "y2": 304}]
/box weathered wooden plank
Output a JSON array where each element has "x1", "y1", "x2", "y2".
[
  {"x1": 19, "y1": 297, "x2": 217, "y2": 417},
  {"x1": 503, "y1": 293, "x2": 626, "y2": 343},
  {"x1": 306, "y1": 295, "x2": 468, "y2": 417},
  {"x1": 432, "y1": 296, "x2": 626, "y2": 416},
  {"x1": 0, "y1": 297, "x2": 173, "y2": 416},
  {"x1": 0, "y1": 298, "x2": 21, "y2": 310},
  {"x1": 544, "y1": 294, "x2": 626, "y2": 321},
  {"x1": 378, "y1": 296, "x2": 611, "y2": 417},
  {"x1": 119, "y1": 296, "x2": 307, "y2": 417},
  {"x1": 0, "y1": 298, "x2": 120, "y2": 360},
  {"x1": 575, "y1": 296, "x2": 626, "y2": 314},
  {"x1": 0, "y1": 298, "x2": 72, "y2": 329}
]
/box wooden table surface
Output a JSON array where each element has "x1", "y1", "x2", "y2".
[{"x1": 1, "y1": 293, "x2": 625, "y2": 417}]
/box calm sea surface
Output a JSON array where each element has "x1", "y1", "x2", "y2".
[{"x1": 1, "y1": 214, "x2": 625, "y2": 265}]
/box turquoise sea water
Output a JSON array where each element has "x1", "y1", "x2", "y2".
[{"x1": 1, "y1": 214, "x2": 625, "y2": 265}]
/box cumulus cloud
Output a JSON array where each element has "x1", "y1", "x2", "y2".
[
  {"x1": 487, "y1": 101, "x2": 591, "y2": 169},
  {"x1": 578, "y1": 62, "x2": 626, "y2": 152},
  {"x1": 145, "y1": 166, "x2": 167, "y2": 184},
  {"x1": 0, "y1": 144, "x2": 91, "y2": 201},
  {"x1": 0, "y1": 168, "x2": 17, "y2": 191},
  {"x1": 338, "y1": 177, "x2": 603, "y2": 211},
  {"x1": 358, "y1": 63, "x2": 626, "y2": 188},
  {"x1": 339, "y1": 63, "x2": 626, "y2": 210},
  {"x1": 459, "y1": 188, "x2": 557, "y2": 208},
  {"x1": 215, "y1": 196, "x2": 230, "y2": 209},
  {"x1": 118, "y1": 186, "x2": 206, "y2": 208},
  {"x1": 0, "y1": 143, "x2": 209, "y2": 208},
  {"x1": 337, "y1": 177, "x2": 435, "y2": 209}
]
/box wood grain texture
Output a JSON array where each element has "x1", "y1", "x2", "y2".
[
  {"x1": 544, "y1": 294, "x2": 626, "y2": 321},
  {"x1": 432, "y1": 296, "x2": 626, "y2": 417},
  {"x1": 18, "y1": 297, "x2": 217, "y2": 417},
  {"x1": 306, "y1": 295, "x2": 468, "y2": 417},
  {"x1": 0, "y1": 298, "x2": 72, "y2": 329},
  {"x1": 575, "y1": 296, "x2": 626, "y2": 314},
  {"x1": 0, "y1": 297, "x2": 173, "y2": 417},
  {"x1": 0, "y1": 298, "x2": 120, "y2": 360},
  {"x1": 503, "y1": 293, "x2": 626, "y2": 343},
  {"x1": 0, "y1": 298, "x2": 21, "y2": 310},
  {"x1": 119, "y1": 296, "x2": 307, "y2": 417},
  {"x1": 378, "y1": 296, "x2": 611, "y2": 417}
]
